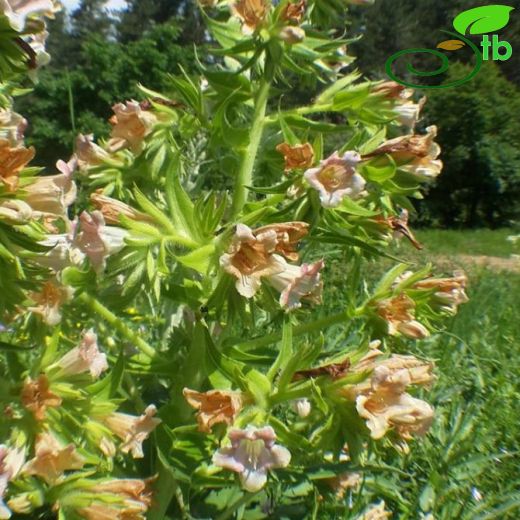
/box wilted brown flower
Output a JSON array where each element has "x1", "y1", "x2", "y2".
[
  {"x1": 28, "y1": 281, "x2": 72, "y2": 326},
  {"x1": 21, "y1": 375, "x2": 62, "y2": 421},
  {"x1": 231, "y1": 0, "x2": 269, "y2": 34},
  {"x1": 281, "y1": 0, "x2": 306, "y2": 23},
  {"x1": 0, "y1": 444, "x2": 25, "y2": 519},
  {"x1": 376, "y1": 294, "x2": 429, "y2": 339},
  {"x1": 23, "y1": 432, "x2": 84, "y2": 484},
  {"x1": 276, "y1": 142, "x2": 314, "y2": 171},
  {"x1": 372, "y1": 81, "x2": 411, "y2": 101},
  {"x1": 108, "y1": 101, "x2": 157, "y2": 154},
  {"x1": 103, "y1": 405, "x2": 161, "y2": 458},
  {"x1": 375, "y1": 209, "x2": 422, "y2": 250},
  {"x1": 183, "y1": 388, "x2": 243, "y2": 433},
  {"x1": 413, "y1": 271, "x2": 469, "y2": 314},
  {"x1": 0, "y1": 139, "x2": 35, "y2": 192}
]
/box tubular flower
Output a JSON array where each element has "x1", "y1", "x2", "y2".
[
  {"x1": 253, "y1": 221, "x2": 309, "y2": 262},
  {"x1": 108, "y1": 101, "x2": 157, "y2": 154},
  {"x1": 103, "y1": 405, "x2": 161, "y2": 459},
  {"x1": 304, "y1": 151, "x2": 365, "y2": 208},
  {"x1": 183, "y1": 388, "x2": 243, "y2": 433},
  {"x1": 365, "y1": 126, "x2": 442, "y2": 181},
  {"x1": 34, "y1": 232, "x2": 85, "y2": 272},
  {"x1": 90, "y1": 190, "x2": 151, "y2": 225},
  {"x1": 220, "y1": 224, "x2": 287, "y2": 298},
  {"x1": 0, "y1": 445, "x2": 25, "y2": 520},
  {"x1": 231, "y1": 0, "x2": 269, "y2": 34},
  {"x1": 75, "y1": 479, "x2": 153, "y2": 520},
  {"x1": 268, "y1": 259, "x2": 324, "y2": 310},
  {"x1": 374, "y1": 209, "x2": 422, "y2": 250},
  {"x1": 0, "y1": 199, "x2": 32, "y2": 225},
  {"x1": 23, "y1": 157, "x2": 77, "y2": 219},
  {"x1": 376, "y1": 294, "x2": 429, "y2": 339},
  {"x1": 0, "y1": 0, "x2": 59, "y2": 32},
  {"x1": 413, "y1": 271, "x2": 469, "y2": 314},
  {"x1": 75, "y1": 134, "x2": 110, "y2": 170},
  {"x1": 357, "y1": 501, "x2": 392, "y2": 520},
  {"x1": 326, "y1": 472, "x2": 361, "y2": 498},
  {"x1": 355, "y1": 366, "x2": 434, "y2": 440},
  {"x1": 55, "y1": 329, "x2": 108, "y2": 378},
  {"x1": 213, "y1": 425, "x2": 291, "y2": 492},
  {"x1": 74, "y1": 211, "x2": 127, "y2": 272},
  {"x1": 394, "y1": 98, "x2": 426, "y2": 129},
  {"x1": 276, "y1": 142, "x2": 314, "y2": 172},
  {"x1": 23, "y1": 432, "x2": 84, "y2": 484},
  {"x1": 0, "y1": 109, "x2": 27, "y2": 146},
  {"x1": 28, "y1": 281, "x2": 72, "y2": 326},
  {"x1": 21, "y1": 374, "x2": 62, "y2": 421},
  {"x1": 0, "y1": 139, "x2": 35, "y2": 192}
]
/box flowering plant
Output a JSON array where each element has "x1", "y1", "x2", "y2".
[{"x1": 0, "y1": 0, "x2": 468, "y2": 518}]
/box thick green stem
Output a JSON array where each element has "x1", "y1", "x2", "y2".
[
  {"x1": 235, "y1": 310, "x2": 349, "y2": 351},
  {"x1": 79, "y1": 293, "x2": 157, "y2": 359},
  {"x1": 230, "y1": 79, "x2": 271, "y2": 218}
]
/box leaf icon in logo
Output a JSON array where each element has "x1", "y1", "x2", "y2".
[
  {"x1": 453, "y1": 5, "x2": 515, "y2": 35},
  {"x1": 437, "y1": 40, "x2": 466, "y2": 51}
]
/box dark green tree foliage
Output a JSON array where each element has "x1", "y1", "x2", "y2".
[
  {"x1": 16, "y1": 20, "x2": 195, "y2": 167},
  {"x1": 418, "y1": 62, "x2": 520, "y2": 228}
]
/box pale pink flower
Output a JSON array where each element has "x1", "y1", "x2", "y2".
[
  {"x1": 74, "y1": 211, "x2": 127, "y2": 272},
  {"x1": 268, "y1": 260, "x2": 324, "y2": 310},
  {"x1": 213, "y1": 425, "x2": 291, "y2": 492},
  {"x1": 23, "y1": 432, "x2": 84, "y2": 484},
  {"x1": 0, "y1": 0, "x2": 59, "y2": 32},
  {"x1": 108, "y1": 101, "x2": 157, "y2": 154},
  {"x1": 0, "y1": 109, "x2": 27, "y2": 146},
  {"x1": 304, "y1": 151, "x2": 365, "y2": 208},
  {"x1": 34, "y1": 231, "x2": 85, "y2": 272},
  {"x1": 0, "y1": 199, "x2": 32, "y2": 225},
  {"x1": 23, "y1": 157, "x2": 77, "y2": 219},
  {"x1": 75, "y1": 134, "x2": 110, "y2": 170},
  {"x1": 103, "y1": 405, "x2": 161, "y2": 459},
  {"x1": 0, "y1": 445, "x2": 25, "y2": 520},
  {"x1": 220, "y1": 224, "x2": 287, "y2": 298},
  {"x1": 55, "y1": 329, "x2": 108, "y2": 378}
]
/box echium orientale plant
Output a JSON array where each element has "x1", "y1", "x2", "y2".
[{"x1": 0, "y1": 0, "x2": 470, "y2": 518}]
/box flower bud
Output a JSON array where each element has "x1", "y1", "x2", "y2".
[{"x1": 279, "y1": 26, "x2": 306, "y2": 44}]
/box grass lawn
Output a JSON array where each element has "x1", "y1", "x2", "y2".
[{"x1": 324, "y1": 229, "x2": 520, "y2": 519}]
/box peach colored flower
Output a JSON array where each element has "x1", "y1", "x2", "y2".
[
  {"x1": 213, "y1": 425, "x2": 291, "y2": 492},
  {"x1": 413, "y1": 271, "x2": 468, "y2": 314},
  {"x1": 76, "y1": 478, "x2": 152, "y2": 520},
  {"x1": 108, "y1": 101, "x2": 157, "y2": 154},
  {"x1": 304, "y1": 151, "x2": 365, "y2": 208},
  {"x1": 74, "y1": 211, "x2": 127, "y2": 272},
  {"x1": 28, "y1": 281, "x2": 72, "y2": 326},
  {"x1": 268, "y1": 259, "x2": 324, "y2": 310},
  {"x1": 279, "y1": 26, "x2": 305, "y2": 44},
  {"x1": 0, "y1": 139, "x2": 35, "y2": 192},
  {"x1": 326, "y1": 471, "x2": 361, "y2": 498},
  {"x1": 23, "y1": 157, "x2": 77, "y2": 219},
  {"x1": 103, "y1": 405, "x2": 161, "y2": 459},
  {"x1": 253, "y1": 221, "x2": 309, "y2": 262},
  {"x1": 220, "y1": 224, "x2": 287, "y2": 298},
  {"x1": 21, "y1": 374, "x2": 62, "y2": 421},
  {"x1": 55, "y1": 329, "x2": 108, "y2": 378},
  {"x1": 23, "y1": 432, "x2": 84, "y2": 484},
  {"x1": 356, "y1": 366, "x2": 434, "y2": 440},
  {"x1": 90, "y1": 190, "x2": 151, "y2": 225},
  {"x1": 183, "y1": 388, "x2": 243, "y2": 433},
  {"x1": 276, "y1": 142, "x2": 314, "y2": 172},
  {"x1": 376, "y1": 294, "x2": 429, "y2": 339},
  {"x1": 75, "y1": 134, "x2": 110, "y2": 169},
  {"x1": 231, "y1": 0, "x2": 269, "y2": 34},
  {"x1": 0, "y1": 109, "x2": 27, "y2": 146}
]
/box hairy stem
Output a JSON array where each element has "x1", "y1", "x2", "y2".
[
  {"x1": 230, "y1": 78, "x2": 271, "y2": 218},
  {"x1": 79, "y1": 293, "x2": 157, "y2": 359}
]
